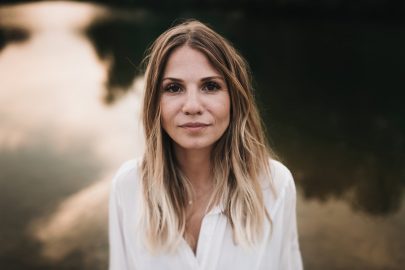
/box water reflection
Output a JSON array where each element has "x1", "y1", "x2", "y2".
[
  {"x1": 86, "y1": 8, "x2": 159, "y2": 103},
  {"x1": 30, "y1": 175, "x2": 110, "y2": 262},
  {"x1": 298, "y1": 192, "x2": 405, "y2": 269},
  {"x1": 0, "y1": 2, "x2": 143, "y2": 269},
  {"x1": 0, "y1": 132, "x2": 104, "y2": 267},
  {"x1": 0, "y1": 27, "x2": 29, "y2": 51},
  {"x1": 277, "y1": 130, "x2": 404, "y2": 215},
  {"x1": 0, "y1": 1, "x2": 404, "y2": 270}
]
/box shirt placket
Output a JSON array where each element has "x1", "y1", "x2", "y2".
[{"x1": 196, "y1": 205, "x2": 224, "y2": 269}]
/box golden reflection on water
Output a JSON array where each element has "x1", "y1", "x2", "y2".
[
  {"x1": 0, "y1": 1, "x2": 144, "y2": 267},
  {"x1": 0, "y1": 1, "x2": 106, "y2": 30},
  {"x1": 297, "y1": 191, "x2": 405, "y2": 269}
]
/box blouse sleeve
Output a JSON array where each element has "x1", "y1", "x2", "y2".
[
  {"x1": 108, "y1": 167, "x2": 130, "y2": 270},
  {"x1": 282, "y1": 171, "x2": 303, "y2": 270}
]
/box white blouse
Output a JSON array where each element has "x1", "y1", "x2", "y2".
[{"x1": 109, "y1": 159, "x2": 303, "y2": 270}]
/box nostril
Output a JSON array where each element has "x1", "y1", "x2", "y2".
[
  {"x1": 182, "y1": 97, "x2": 203, "y2": 115},
  {"x1": 183, "y1": 108, "x2": 202, "y2": 115}
]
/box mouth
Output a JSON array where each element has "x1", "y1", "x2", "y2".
[
  {"x1": 180, "y1": 122, "x2": 210, "y2": 128},
  {"x1": 179, "y1": 122, "x2": 210, "y2": 131}
]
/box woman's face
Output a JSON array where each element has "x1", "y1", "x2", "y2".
[{"x1": 160, "y1": 45, "x2": 230, "y2": 152}]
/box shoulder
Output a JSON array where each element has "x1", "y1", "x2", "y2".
[
  {"x1": 263, "y1": 159, "x2": 297, "y2": 217},
  {"x1": 260, "y1": 159, "x2": 296, "y2": 195},
  {"x1": 111, "y1": 158, "x2": 142, "y2": 198},
  {"x1": 269, "y1": 159, "x2": 296, "y2": 196}
]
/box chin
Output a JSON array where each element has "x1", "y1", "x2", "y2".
[{"x1": 175, "y1": 140, "x2": 213, "y2": 151}]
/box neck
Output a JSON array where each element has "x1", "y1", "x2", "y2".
[{"x1": 174, "y1": 145, "x2": 213, "y2": 191}]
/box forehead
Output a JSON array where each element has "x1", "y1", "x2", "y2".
[{"x1": 162, "y1": 45, "x2": 222, "y2": 79}]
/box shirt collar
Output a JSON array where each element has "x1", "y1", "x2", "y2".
[{"x1": 206, "y1": 201, "x2": 225, "y2": 216}]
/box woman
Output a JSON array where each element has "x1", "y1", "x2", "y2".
[{"x1": 109, "y1": 19, "x2": 303, "y2": 270}]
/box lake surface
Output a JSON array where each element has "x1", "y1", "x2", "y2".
[{"x1": 0, "y1": 2, "x2": 404, "y2": 269}]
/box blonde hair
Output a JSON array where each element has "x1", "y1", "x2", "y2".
[{"x1": 141, "y1": 19, "x2": 274, "y2": 252}]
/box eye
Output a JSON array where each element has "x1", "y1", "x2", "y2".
[
  {"x1": 164, "y1": 83, "x2": 182, "y2": 93},
  {"x1": 202, "y1": 81, "x2": 221, "y2": 92}
]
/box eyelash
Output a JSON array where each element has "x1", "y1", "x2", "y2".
[
  {"x1": 164, "y1": 83, "x2": 182, "y2": 93},
  {"x1": 163, "y1": 81, "x2": 222, "y2": 93},
  {"x1": 202, "y1": 81, "x2": 221, "y2": 92}
]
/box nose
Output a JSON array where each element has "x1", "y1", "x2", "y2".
[{"x1": 182, "y1": 88, "x2": 203, "y2": 115}]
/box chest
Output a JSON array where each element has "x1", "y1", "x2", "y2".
[
  {"x1": 129, "y1": 213, "x2": 278, "y2": 270},
  {"x1": 184, "y1": 203, "x2": 209, "y2": 253}
]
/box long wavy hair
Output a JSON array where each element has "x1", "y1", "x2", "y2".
[{"x1": 141, "y1": 19, "x2": 275, "y2": 252}]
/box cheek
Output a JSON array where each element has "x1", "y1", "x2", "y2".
[
  {"x1": 219, "y1": 95, "x2": 231, "y2": 125},
  {"x1": 208, "y1": 97, "x2": 231, "y2": 134},
  {"x1": 160, "y1": 97, "x2": 178, "y2": 131},
  {"x1": 159, "y1": 99, "x2": 170, "y2": 131},
  {"x1": 219, "y1": 105, "x2": 230, "y2": 125}
]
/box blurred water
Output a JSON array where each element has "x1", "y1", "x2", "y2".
[
  {"x1": 0, "y1": 2, "x2": 144, "y2": 269},
  {"x1": 0, "y1": 1, "x2": 404, "y2": 269}
]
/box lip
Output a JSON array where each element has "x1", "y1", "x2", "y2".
[
  {"x1": 179, "y1": 122, "x2": 210, "y2": 131},
  {"x1": 179, "y1": 122, "x2": 210, "y2": 128}
]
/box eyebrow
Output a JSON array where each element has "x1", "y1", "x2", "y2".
[{"x1": 161, "y1": 76, "x2": 224, "y2": 82}]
